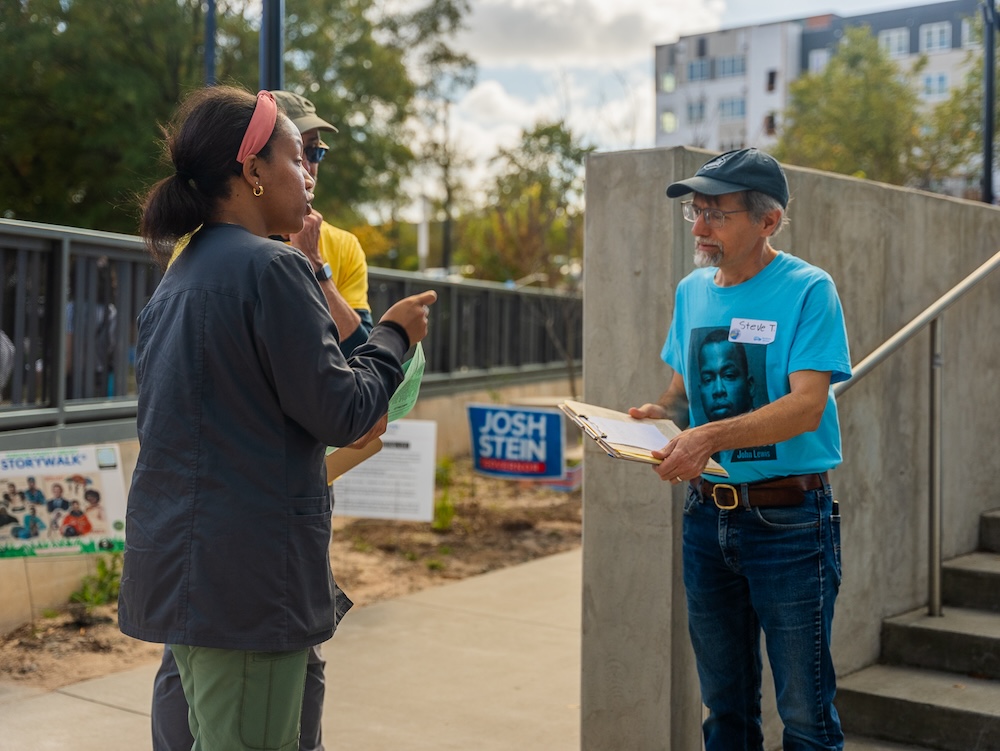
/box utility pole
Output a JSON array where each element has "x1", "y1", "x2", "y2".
[
  {"x1": 984, "y1": 0, "x2": 997, "y2": 204},
  {"x1": 260, "y1": 0, "x2": 284, "y2": 91}
]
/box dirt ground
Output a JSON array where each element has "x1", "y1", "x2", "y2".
[{"x1": 0, "y1": 457, "x2": 581, "y2": 692}]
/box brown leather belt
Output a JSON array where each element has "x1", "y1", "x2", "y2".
[{"x1": 692, "y1": 472, "x2": 829, "y2": 510}]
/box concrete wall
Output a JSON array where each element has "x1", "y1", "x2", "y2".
[
  {"x1": 0, "y1": 377, "x2": 578, "y2": 636},
  {"x1": 581, "y1": 145, "x2": 1000, "y2": 749}
]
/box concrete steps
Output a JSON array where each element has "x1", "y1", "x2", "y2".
[
  {"x1": 838, "y1": 665, "x2": 1000, "y2": 751},
  {"x1": 882, "y1": 606, "x2": 1000, "y2": 679},
  {"x1": 942, "y1": 552, "x2": 1000, "y2": 612},
  {"x1": 978, "y1": 509, "x2": 1000, "y2": 553},
  {"x1": 844, "y1": 737, "x2": 941, "y2": 750},
  {"x1": 837, "y1": 508, "x2": 1000, "y2": 751}
]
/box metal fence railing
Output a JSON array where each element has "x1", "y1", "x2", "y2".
[{"x1": 0, "y1": 219, "x2": 582, "y2": 445}]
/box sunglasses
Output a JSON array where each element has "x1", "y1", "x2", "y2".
[{"x1": 304, "y1": 144, "x2": 328, "y2": 164}]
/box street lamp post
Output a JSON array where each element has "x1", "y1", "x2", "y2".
[
  {"x1": 260, "y1": 0, "x2": 284, "y2": 91},
  {"x1": 205, "y1": 0, "x2": 216, "y2": 86},
  {"x1": 984, "y1": 1, "x2": 998, "y2": 204}
]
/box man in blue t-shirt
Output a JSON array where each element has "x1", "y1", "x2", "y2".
[{"x1": 628, "y1": 148, "x2": 851, "y2": 751}]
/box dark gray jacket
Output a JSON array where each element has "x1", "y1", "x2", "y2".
[{"x1": 118, "y1": 224, "x2": 407, "y2": 651}]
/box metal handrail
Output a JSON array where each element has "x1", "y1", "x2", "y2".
[{"x1": 833, "y1": 247, "x2": 1000, "y2": 615}]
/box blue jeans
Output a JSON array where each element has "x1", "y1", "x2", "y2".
[{"x1": 682, "y1": 482, "x2": 843, "y2": 751}]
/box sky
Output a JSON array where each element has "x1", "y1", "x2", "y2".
[{"x1": 424, "y1": 0, "x2": 943, "y2": 208}]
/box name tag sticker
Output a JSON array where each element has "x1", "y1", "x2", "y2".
[{"x1": 729, "y1": 318, "x2": 777, "y2": 345}]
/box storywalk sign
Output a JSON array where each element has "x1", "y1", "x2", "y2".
[
  {"x1": 0, "y1": 444, "x2": 128, "y2": 558},
  {"x1": 467, "y1": 404, "x2": 565, "y2": 480}
]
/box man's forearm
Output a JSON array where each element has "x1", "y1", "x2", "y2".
[
  {"x1": 319, "y1": 280, "x2": 362, "y2": 339},
  {"x1": 656, "y1": 372, "x2": 690, "y2": 428}
]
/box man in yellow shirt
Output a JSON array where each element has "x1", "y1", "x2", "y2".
[{"x1": 279, "y1": 89, "x2": 374, "y2": 357}]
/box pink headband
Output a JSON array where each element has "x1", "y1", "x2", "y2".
[{"x1": 236, "y1": 90, "x2": 278, "y2": 164}]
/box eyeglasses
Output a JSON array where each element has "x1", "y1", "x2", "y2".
[
  {"x1": 303, "y1": 144, "x2": 328, "y2": 164},
  {"x1": 681, "y1": 201, "x2": 748, "y2": 229}
]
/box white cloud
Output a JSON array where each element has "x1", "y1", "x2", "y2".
[
  {"x1": 395, "y1": 0, "x2": 731, "y2": 217},
  {"x1": 456, "y1": 0, "x2": 725, "y2": 69}
]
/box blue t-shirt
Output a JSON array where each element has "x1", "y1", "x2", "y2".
[{"x1": 661, "y1": 251, "x2": 851, "y2": 484}]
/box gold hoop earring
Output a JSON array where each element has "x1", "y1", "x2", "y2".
[{"x1": 253, "y1": 184, "x2": 264, "y2": 197}]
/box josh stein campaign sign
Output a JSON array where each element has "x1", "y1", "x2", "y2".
[{"x1": 467, "y1": 404, "x2": 565, "y2": 480}]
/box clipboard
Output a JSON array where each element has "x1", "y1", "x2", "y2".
[
  {"x1": 559, "y1": 400, "x2": 728, "y2": 477},
  {"x1": 325, "y1": 438, "x2": 383, "y2": 482},
  {"x1": 321, "y1": 343, "x2": 424, "y2": 484}
]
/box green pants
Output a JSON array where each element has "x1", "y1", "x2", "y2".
[{"x1": 171, "y1": 644, "x2": 310, "y2": 751}]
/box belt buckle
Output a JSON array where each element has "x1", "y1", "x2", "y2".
[{"x1": 711, "y1": 483, "x2": 739, "y2": 510}]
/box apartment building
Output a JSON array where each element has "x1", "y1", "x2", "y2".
[{"x1": 654, "y1": 0, "x2": 981, "y2": 154}]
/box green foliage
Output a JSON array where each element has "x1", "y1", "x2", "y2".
[
  {"x1": 432, "y1": 489, "x2": 455, "y2": 533},
  {"x1": 773, "y1": 26, "x2": 924, "y2": 186},
  {"x1": 435, "y1": 456, "x2": 454, "y2": 488},
  {"x1": 352, "y1": 538, "x2": 374, "y2": 553},
  {"x1": 283, "y1": 0, "x2": 418, "y2": 218},
  {"x1": 0, "y1": 0, "x2": 212, "y2": 231},
  {"x1": 69, "y1": 553, "x2": 121, "y2": 608},
  {"x1": 425, "y1": 558, "x2": 445, "y2": 571},
  {"x1": 0, "y1": 0, "x2": 474, "y2": 231},
  {"x1": 910, "y1": 17, "x2": 997, "y2": 193},
  {"x1": 455, "y1": 120, "x2": 593, "y2": 285}
]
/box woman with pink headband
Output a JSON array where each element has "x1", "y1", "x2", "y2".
[{"x1": 121, "y1": 85, "x2": 437, "y2": 750}]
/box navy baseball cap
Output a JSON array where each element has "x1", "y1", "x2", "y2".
[{"x1": 666, "y1": 148, "x2": 789, "y2": 208}]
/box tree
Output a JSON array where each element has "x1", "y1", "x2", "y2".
[
  {"x1": 910, "y1": 16, "x2": 999, "y2": 196},
  {"x1": 773, "y1": 25, "x2": 925, "y2": 186},
  {"x1": 456, "y1": 121, "x2": 592, "y2": 286},
  {"x1": 911, "y1": 67, "x2": 985, "y2": 193},
  {"x1": 0, "y1": 0, "x2": 219, "y2": 231},
  {"x1": 389, "y1": 0, "x2": 477, "y2": 270},
  {"x1": 0, "y1": 0, "x2": 466, "y2": 233},
  {"x1": 282, "y1": 0, "x2": 418, "y2": 221},
  {"x1": 456, "y1": 120, "x2": 591, "y2": 398}
]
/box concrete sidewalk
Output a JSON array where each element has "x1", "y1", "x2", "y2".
[{"x1": 0, "y1": 549, "x2": 582, "y2": 751}]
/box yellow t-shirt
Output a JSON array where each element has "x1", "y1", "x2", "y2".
[{"x1": 318, "y1": 222, "x2": 370, "y2": 312}]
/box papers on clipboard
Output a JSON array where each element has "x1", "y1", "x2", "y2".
[
  {"x1": 325, "y1": 438, "x2": 383, "y2": 480},
  {"x1": 324, "y1": 343, "x2": 426, "y2": 481},
  {"x1": 558, "y1": 399, "x2": 728, "y2": 477}
]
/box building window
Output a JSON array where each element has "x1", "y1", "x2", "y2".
[
  {"x1": 660, "y1": 111, "x2": 677, "y2": 134},
  {"x1": 717, "y1": 55, "x2": 746, "y2": 78},
  {"x1": 878, "y1": 28, "x2": 909, "y2": 58},
  {"x1": 661, "y1": 72, "x2": 676, "y2": 93},
  {"x1": 697, "y1": 38, "x2": 707, "y2": 57},
  {"x1": 687, "y1": 59, "x2": 710, "y2": 81},
  {"x1": 809, "y1": 48, "x2": 831, "y2": 73},
  {"x1": 764, "y1": 112, "x2": 776, "y2": 135},
  {"x1": 961, "y1": 19, "x2": 979, "y2": 48},
  {"x1": 922, "y1": 72, "x2": 949, "y2": 98},
  {"x1": 719, "y1": 97, "x2": 746, "y2": 120},
  {"x1": 687, "y1": 100, "x2": 706, "y2": 124},
  {"x1": 920, "y1": 22, "x2": 952, "y2": 53},
  {"x1": 766, "y1": 70, "x2": 777, "y2": 92}
]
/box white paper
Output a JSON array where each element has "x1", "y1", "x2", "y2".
[
  {"x1": 332, "y1": 420, "x2": 437, "y2": 521},
  {"x1": 587, "y1": 416, "x2": 673, "y2": 451}
]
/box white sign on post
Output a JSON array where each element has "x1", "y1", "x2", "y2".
[{"x1": 332, "y1": 420, "x2": 437, "y2": 522}]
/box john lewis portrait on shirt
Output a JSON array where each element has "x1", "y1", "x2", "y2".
[{"x1": 689, "y1": 327, "x2": 776, "y2": 463}]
